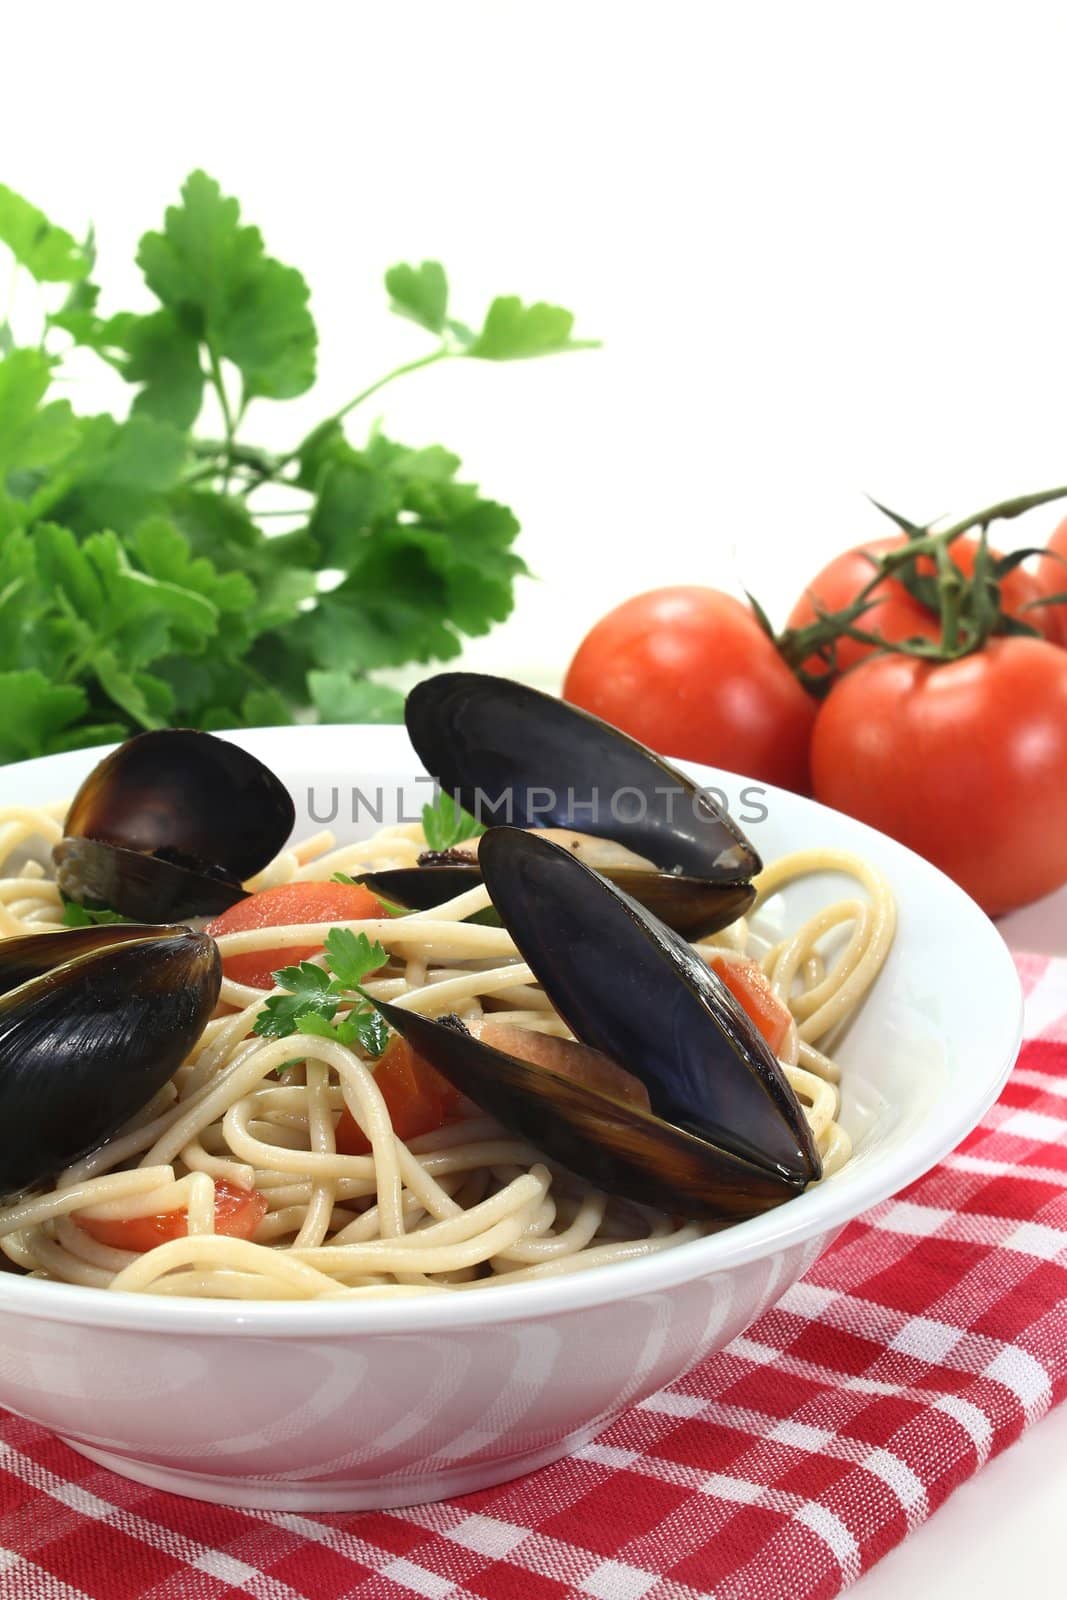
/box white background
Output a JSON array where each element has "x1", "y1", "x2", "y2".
[
  {"x1": 3, "y1": 3, "x2": 1065, "y2": 1593},
  {"x1": 5, "y1": 1, "x2": 1067, "y2": 692}
]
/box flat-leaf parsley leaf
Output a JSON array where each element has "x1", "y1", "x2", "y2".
[
  {"x1": 323, "y1": 928, "x2": 387, "y2": 989},
  {"x1": 253, "y1": 931, "x2": 389, "y2": 1056},
  {"x1": 421, "y1": 790, "x2": 487, "y2": 852}
]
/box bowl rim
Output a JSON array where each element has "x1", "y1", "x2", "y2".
[{"x1": 0, "y1": 724, "x2": 1022, "y2": 1338}]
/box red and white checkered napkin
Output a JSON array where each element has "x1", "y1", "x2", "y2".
[{"x1": 2, "y1": 953, "x2": 1066, "y2": 1600}]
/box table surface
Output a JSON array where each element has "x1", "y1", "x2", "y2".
[{"x1": 852, "y1": 882, "x2": 1065, "y2": 1599}]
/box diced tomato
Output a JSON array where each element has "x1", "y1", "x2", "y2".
[
  {"x1": 335, "y1": 1035, "x2": 462, "y2": 1154},
  {"x1": 705, "y1": 952, "x2": 793, "y2": 1057},
  {"x1": 77, "y1": 1181, "x2": 268, "y2": 1253},
  {"x1": 206, "y1": 880, "x2": 385, "y2": 989}
]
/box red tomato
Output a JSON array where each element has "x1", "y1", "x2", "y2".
[
  {"x1": 705, "y1": 952, "x2": 793, "y2": 1057},
  {"x1": 563, "y1": 587, "x2": 816, "y2": 792},
  {"x1": 335, "y1": 1035, "x2": 462, "y2": 1154},
  {"x1": 1033, "y1": 515, "x2": 1067, "y2": 648},
  {"x1": 788, "y1": 533, "x2": 1053, "y2": 679},
  {"x1": 811, "y1": 638, "x2": 1067, "y2": 915},
  {"x1": 78, "y1": 1181, "x2": 267, "y2": 1253},
  {"x1": 206, "y1": 880, "x2": 385, "y2": 989}
]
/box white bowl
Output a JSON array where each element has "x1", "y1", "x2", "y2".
[{"x1": 0, "y1": 726, "x2": 1021, "y2": 1511}]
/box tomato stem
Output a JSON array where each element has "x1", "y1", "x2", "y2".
[
  {"x1": 935, "y1": 538, "x2": 964, "y2": 653},
  {"x1": 772, "y1": 483, "x2": 1067, "y2": 693},
  {"x1": 938, "y1": 486, "x2": 1067, "y2": 541}
]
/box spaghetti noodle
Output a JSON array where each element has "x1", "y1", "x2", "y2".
[{"x1": 0, "y1": 805, "x2": 895, "y2": 1299}]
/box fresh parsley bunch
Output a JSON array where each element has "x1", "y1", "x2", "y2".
[{"x1": 0, "y1": 174, "x2": 595, "y2": 761}]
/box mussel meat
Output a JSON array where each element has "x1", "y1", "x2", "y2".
[
  {"x1": 53, "y1": 729, "x2": 295, "y2": 921},
  {"x1": 360, "y1": 672, "x2": 760, "y2": 938},
  {"x1": 376, "y1": 827, "x2": 820, "y2": 1223},
  {"x1": 0, "y1": 925, "x2": 221, "y2": 1195}
]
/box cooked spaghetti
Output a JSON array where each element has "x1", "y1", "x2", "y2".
[{"x1": 0, "y1": 804, "x2": 895, "y2": 1300}]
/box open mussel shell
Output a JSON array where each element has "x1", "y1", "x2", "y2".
[
  {"x1": 601, "y1": 870, "x2": 755, "y2": 939},
  {"x1": 358, "y1": 862, "x2": 755, "y2": 940},
  {"x1": 406, "y1": 672, "x2": 761, "y2": 878},
  {"x1": 402, "y1": 672, "x2": 760, "y2": 937},
  {"x1": 54, "y1": 729, "x2": 295, "y2": 920},
  {"x1": 0, "y1": 930, "x2": 220, "y2": 1196},
  {"x1": 375, "y1": 1002, "x2": 799, "y2": 1222},
  {"x1": 0, "y1": 923, "x2": 189, "y2": 997},
  {"x1": 374, "y1": 828, "x2": 818, "y2": 1223},
  {"x1": 357, "y1": 864, "x2": 485, "y2": 914},
  {"x1": 53, "y1": 838, "x2": 249, "y2": 922},
  {"x1": 478, "y1": 827, "x2": 819, "y2": 1186}
]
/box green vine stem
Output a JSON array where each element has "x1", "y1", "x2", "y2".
[
  {"x1": 775, "y1": 485, "x2": 1067, "y2": 692},
  {"x1": 182, "y1": 348, "x2": 458, "y2": 497}
]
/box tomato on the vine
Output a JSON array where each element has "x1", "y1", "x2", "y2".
[
  {"x1": 563, "y1": 587, "x2": 816, "y2": 792},
  {"x1": 810, "y1": 637, "x2": 1067, "y2": 915},
  {"x1": 1033, "y1": 515, "x2": 1067, "y2": 648},
  {"x1": 787, "y1": 533, "x2": 1053, "y2": 679}
]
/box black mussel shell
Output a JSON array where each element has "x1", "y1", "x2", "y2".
[
  {"x1": 357, "y1": 864, "x2": 484, "y2": 913},
  {"x1": 602, "y1": 871, "x2": 755, "y2": 939},
  {"x1": 0, "y1": 930, "x2": 221, "y2": 1195},
  {"x1": 54, "y1": 730, "x2": 294, "y2": 920},
  {"x1": 375, "y1": 1001, "x2": 799, "y2": 1222},
  {"x1": 358, "y1": 862, "x2": 755, "y2": 940},
  {"x1": 53, "y1": 839, "x2": 248, "y2": 922},
  {"x1": 478, "y1": 828, "x2": 819, "y2": 1186},
  {"x1": 0, "y1": 924, "x2": 189, "y2": 997},
  {"x1": 405, "y1": 672, "x2": 761, "y2": 881}
]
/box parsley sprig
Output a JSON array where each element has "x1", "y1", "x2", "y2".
[
  {"x1": 252, "y1": 928, "x2": 389, "y2": 1057},
  {"x1": 421, "y1": 791, "x2": 488, "y2": 852}
]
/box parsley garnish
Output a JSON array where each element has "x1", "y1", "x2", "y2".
[
  {"x1": 252, "y1": 929, "x2": 389, "y2": 1056},
  {"x1": 323, "y1": 927, "x2": 387, "y2": 988},
  {"x1": 61, "y1": 897, "x2": 129, "y2": 928},
  {"x1": 295, "y1": 1007, "x2": 391, "y2": 1057},
  {"x1": 422, "y1": 791, "x2": 488, "y2": 852}
]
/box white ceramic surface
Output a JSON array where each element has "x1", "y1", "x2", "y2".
[{"x1": 0, "y1": 727, "x2": 1023, "y2": 1511}]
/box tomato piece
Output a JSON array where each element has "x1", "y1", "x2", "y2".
[
  {"x1": 788, "y1": 533, "x2": 1053, "y2": 680},
  {"x1": 705, "y1": 952, "x2": 793, "y2": 1057},
  {"x1": 563, "y1": 587, "x2": 817, "y2": 793},
  {"x1": 206, "y1": 880, "x2": 385, "y2": 989},
  {"x1": 335, "y1": 1035, "x2": 463, "y2": 1154},
  {"x1": 811, "y1": 637, "x2": 1067, "y2": 915},
  {"x1": 77, "y1": 1181, "x2": 267, "y2": 1253},
  {"x1": 1033, "y1": 515, "x2": 1067, "y2": 648}
]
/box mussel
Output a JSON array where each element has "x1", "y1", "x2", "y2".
[
  {"x1": 376, "y1": 827, "x2": 820, "y2": 1224},
  {"x1": 0, "y1": 925, "x2": 221, "y2": 1195},
  {"x1": 0, "y1": 923, "x2": 190, "y2": 996},
  {"x1": 359, "y1": 672, "x2": 760, "y2": 938},
  {"x1": 53, "y1": 729, "x2": 295, "y2": 921}
]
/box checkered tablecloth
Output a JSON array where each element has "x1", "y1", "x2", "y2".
[{"x1": 1, "y1": 953, "x2": 1065, "y2": 1600}]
